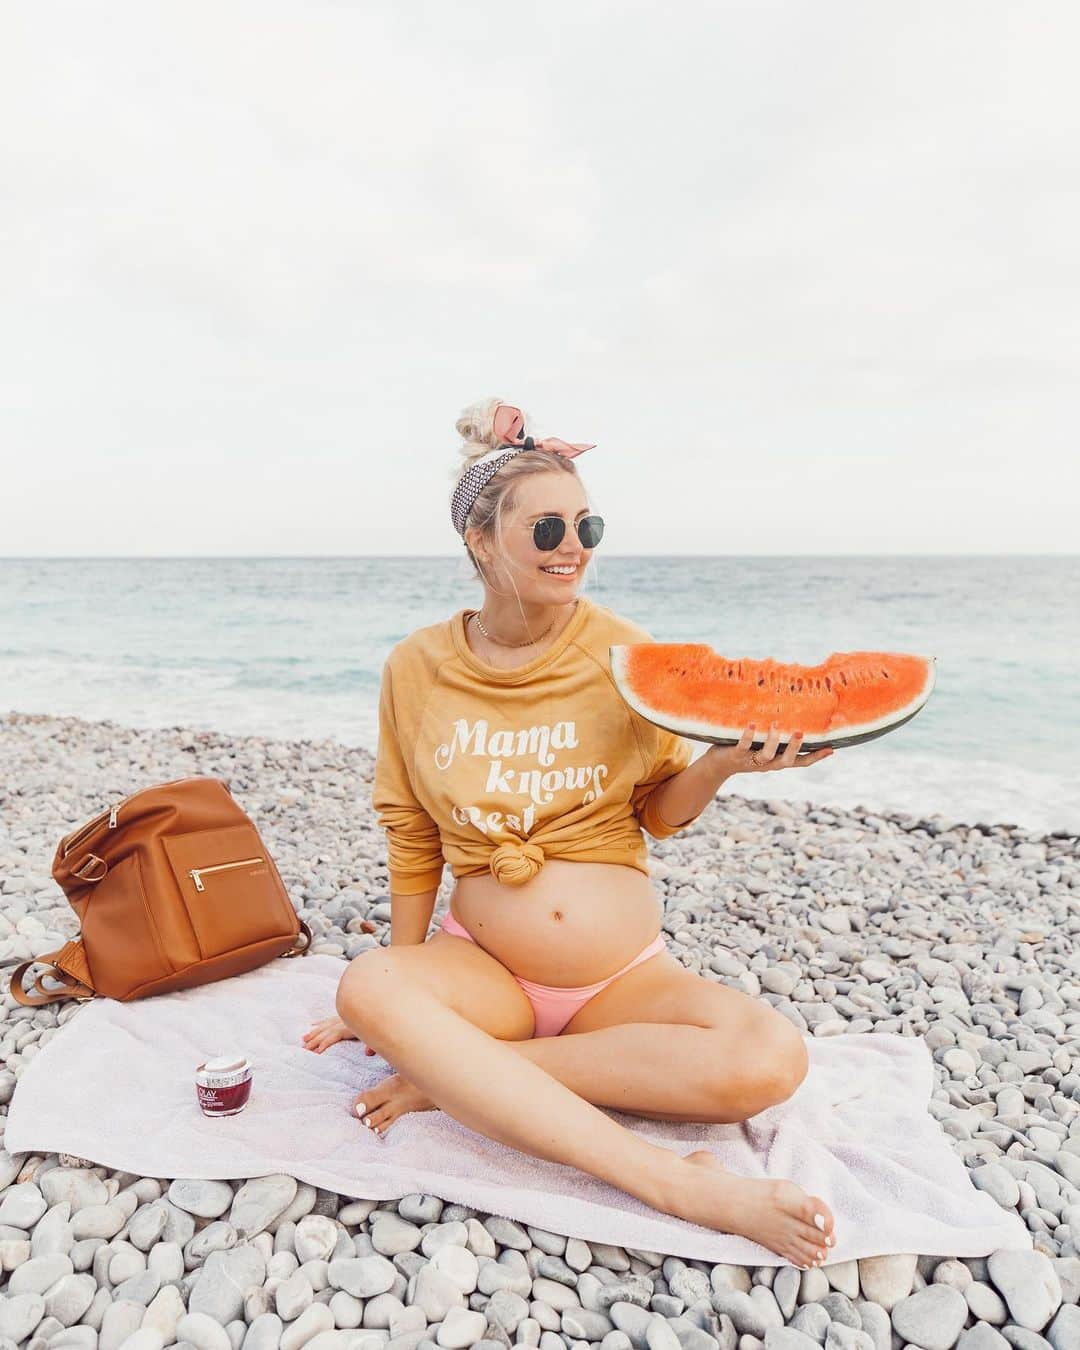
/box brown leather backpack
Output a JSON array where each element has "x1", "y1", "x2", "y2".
[{"x1": 7, "y1": 776, "x2": 313, "y2": 1007}]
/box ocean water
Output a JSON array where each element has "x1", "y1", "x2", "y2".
[{"x1": 1, "y1": 555, "x2": 1076, "y2": 836}]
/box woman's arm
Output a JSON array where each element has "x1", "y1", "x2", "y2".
[
  {"x1": 646, "y1": 748, "x2": 733, "y2": 830},
  {"x1": 372, "y1": 659, "x2": 446, "y2": 899},
  {"x1": 390, "y1": 887, "x2": 439, "y2": 946},
  {"x1": 650, "y1": 729, "x2": 834, "y2": 830}
]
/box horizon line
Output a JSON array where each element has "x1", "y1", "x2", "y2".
[{"x1": 1, "y1": 552, "x2": 1077, "y2": 561}]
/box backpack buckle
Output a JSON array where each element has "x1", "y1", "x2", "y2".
[{"x1": 72, "y1": 853, "x2": 108, "y2": 882}]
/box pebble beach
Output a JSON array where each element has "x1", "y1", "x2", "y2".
[{"x1": 2, "y1": 709, "x2": 1080, "y2": 1350}]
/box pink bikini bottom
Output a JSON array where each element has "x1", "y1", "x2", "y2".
[{"x1": 438, "y1": 909, "x2": 668, "y2": 1038}]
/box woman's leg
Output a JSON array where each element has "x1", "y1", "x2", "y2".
[
  {"x1": 337, "y1": 958, "x2": 673, "y2": 1207},
  {"x1": 336, "y1": 955, "x2": 835, "y2": 1265}
]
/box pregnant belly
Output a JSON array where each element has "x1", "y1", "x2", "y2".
[{"x1": 449, "y1": 858, "x2": 664, "y2": 986}]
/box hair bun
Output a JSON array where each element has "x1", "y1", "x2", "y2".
[{"x1": 452, "y1": 395, "x2": 516, "y2": 478}]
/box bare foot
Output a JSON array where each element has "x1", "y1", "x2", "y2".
[
  {"x1": 351, "y1": 1074, "x2": 437, "y2": 1136},
  {"x1": 302, "y1": 1014, "x2": 360, "y2": 1052},
  {"x1": 302, "y1": 1016, "x2": 436, "y2": 1132},
  {"x1": 666, "y1": 1151, "x2": 836, "y2": 1269}
]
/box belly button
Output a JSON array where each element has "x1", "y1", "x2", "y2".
[{"x1": 550, "y1": 910, "x2": 564, "y2": 922}]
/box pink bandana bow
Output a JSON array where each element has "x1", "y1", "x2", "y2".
[
  {"x1": 450, "y1": 402, "x2": 596, "y2": 536},
  {"x1": 491, "y1": 403, "x2": 595, "y2": 458}
]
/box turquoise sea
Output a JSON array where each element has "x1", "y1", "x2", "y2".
[{"x1": 1, "y1": 555, "x2": 1076, "y2": 835}]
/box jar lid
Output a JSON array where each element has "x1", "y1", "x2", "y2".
[{"x1": 198, "y1": 1053, "x2": 249, "y2": 1074}]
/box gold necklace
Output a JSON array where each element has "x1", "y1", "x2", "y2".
[{"x1": 470, "y1": 609, "x2": 557, "y2": 648}]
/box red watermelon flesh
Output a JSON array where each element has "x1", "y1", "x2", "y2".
[{"x1": 609, "y1": 645, "x2": 936, "y2": 750}]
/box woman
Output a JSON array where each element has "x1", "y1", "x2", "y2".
[{"x1": 304, "y1": 398, "x2": 837, "y2": 1267}]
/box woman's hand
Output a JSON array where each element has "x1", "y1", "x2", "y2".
[
  {"x1": 303, "y1": 1013, "x2": 381, "y2": 1057},
  {"x1": 706, "y1": 721, "x2": 834, "y2": 776},
  {"x1": 302, "y1": 1014, "x2": 361, "y2": 1053}
]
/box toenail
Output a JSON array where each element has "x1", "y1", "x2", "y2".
[
  {"x1": 817, "y1": 1249, "x2": 825, "y2": 1260},
  {"x1": 826, "y1": 1236, "x2": 834, "y2": 1247},
  {"x1": 814, "y1": 1213, "x2": 825, "y2": 1230},
  {"x1": 355, "y1": 1102, "x2": 366, "y2": 1115},
  {"x1": 363, "y1": 1116, "x2": 372, "y2": 1127}
]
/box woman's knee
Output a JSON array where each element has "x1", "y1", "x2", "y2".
[
  {"x1": 758, "y1": 1019, "x2": 810, "y2": 1103},
  {"x1": 729, "y1": 1013, "x2": 808, "y2": 1110},
  {"x1": 336, "y1": 949, "x2": 400, "y2": 1026}
]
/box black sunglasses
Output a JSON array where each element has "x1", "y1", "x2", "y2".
[{"x1": 531, "y1": 514, "x2": 605, "y2": 552}]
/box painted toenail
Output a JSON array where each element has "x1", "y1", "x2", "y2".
[
  {"x1": 814, "y1": 1213, "x2": 825, "y2": 1230},
  {"x1": 817, "y1": 1249, "x2": 825, "y2": 1260},
  {"x1": 355, "y1": 1102, "x2": 366, "y2": 1115},
  {"x1": 826, "y1": 1236, "x2": 834, "y2": 1247},
  {"x1": 363, "y1": 1116, "x2": 372, "y2": 1127}
]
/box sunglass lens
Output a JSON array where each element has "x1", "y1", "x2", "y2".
[
  {"x1": 533, "y1": 517, "x2": 566, "y2": 551},
  {"x1": 577, "y1": 515, "x2": 604, "y2": 548}
]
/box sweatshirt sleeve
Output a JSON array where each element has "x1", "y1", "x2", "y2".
[
  {"x1": 629, "y1": 723, "x2": 700, "y2": 838},
  {"x1": 371, "y1": 659, "x2": 446, "y2": 895}
]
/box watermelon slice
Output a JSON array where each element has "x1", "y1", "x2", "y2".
[{"x1": 609, "y1": 645, "x2": 936, "y2": 751}]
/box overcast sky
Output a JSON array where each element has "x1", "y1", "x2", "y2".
[{"x1": 2, "y1": 2, "x2": 1076, "y2": 556}]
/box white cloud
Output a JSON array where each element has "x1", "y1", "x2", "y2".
[{"x1": 1, "y1": 0, "x2": 1077, "y2": 553}]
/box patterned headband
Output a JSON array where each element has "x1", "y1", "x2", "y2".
[{"x1": 450, "y1": 403, "x2": 595, "y2": 537}]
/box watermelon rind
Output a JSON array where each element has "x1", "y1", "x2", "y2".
[{"x1": 608, "y1": 647, "x2": 936, "y2": 752}]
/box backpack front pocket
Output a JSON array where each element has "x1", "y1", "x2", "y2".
[{"x1": 161, "y1": 824, "x2": 294, "y2": 959}]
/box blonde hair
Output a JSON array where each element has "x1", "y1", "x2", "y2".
[{"x1": 449, "y1": 396, "x2": 598, "y2": 612}]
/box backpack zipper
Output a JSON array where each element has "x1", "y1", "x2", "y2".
[
  {"x1": 61, "y1": 799, "x2": 127, "y2": 857},
  {"x1": 60, "y1": 777, "x2": 198, "y2": 857},
  {"x1": 188, "y1": 857, "x2": 265, "y2": 893}
]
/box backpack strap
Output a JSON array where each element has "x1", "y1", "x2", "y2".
[
  {"x1": 7, "y1": 939, "x2": 97, "y2": 1007},
  {"x1": 282, "y1": 918, "x2": 314, "y2": 957}
]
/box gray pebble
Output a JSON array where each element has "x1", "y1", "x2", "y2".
[
  {"x1": 176, "y1": 1312, "x2": 234, "y2": 1350},
  {"x1": 168, "y1": 1180, "x2": 234, "y2": 1220},
  {"x1": 764, "y1": 1330, "x2": 820, "y2": 1349},
  {"x1": 371, "y1": 1215, "x2": 424, "y2": 1257},
  {"x1": 0, "y1": 1293, "x2": 45, "y2": 1344},
  {"x1": 99, "y1": 1301, "x2": 147, "y2": 1350},
  {"x1": 819, "y1": 1290, "x2": 860, "y2": 1327},
  {"x1": 482, "y1": 1217, "x2": 530, "y2": 1250},
  {"x1": 0, "y1": 1183, "x2": 47, "y2": 1229},
  {"x1": 274, "y1": 1270, "x2": 314, "y2": 1321},
  {"x1": 856, "y1": 1253, "x2": 917, "y2": 1311},
  {"x1": 956, "y1": 1327, "x2": 1011, "y2": 1349},
  {"x1": 116, "y1": 1332, "x2": 166, "y2": 1350},
  {"x1": 8, "y1": 1252, "x2": 73, "y2": 1296},
  {"x1": 397, "y1": 1195, "x2": 444, "y2": 1226},
  {"x1": 890, "y1": 1284, "x2": 968, "y2": 1350},
  {"x1": 974, "y1": 1165, "x2": 1022, "y2": 1209},
  {"x1": 710, "y1": 1289, "x2": 768, "y2": 1338},
  {"x1": 851, "y1": 1299, "x2": 891, "y2": 1350},
  {"x1": 825, "y1": 1325, "x2": 875, "y2": 1350},
  {"x1": 789, "y1": 1302, "x2": 829, "y2": 1340},
  {"x1": 327, "y1": 1254, "x2": 397, "y2": 1299},
  {"x1": 987, "y1": 1249, "x2": 1062, "y2": 1330},
  {"x1": 228, "y1": 1177, "x2": 298, "y2": 1241},
  {"x1": 643, "y1": 1312, "x2": 682, "y2": 1350},
  {"x1": 967, "y1": 1281, "x2": 1010, "y2": 1324},
  {"x1": 564, "y1": 1308, "x2": 615, "y2": 1341}
]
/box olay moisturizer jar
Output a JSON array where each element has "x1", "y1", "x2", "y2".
[{"x1": 195, "y1": 1053, "x2": 253, "y2": 1117}]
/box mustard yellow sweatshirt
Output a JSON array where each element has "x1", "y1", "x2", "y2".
[{"x1": 372, "y1": 594, "x2": 706, "y2": 893}]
